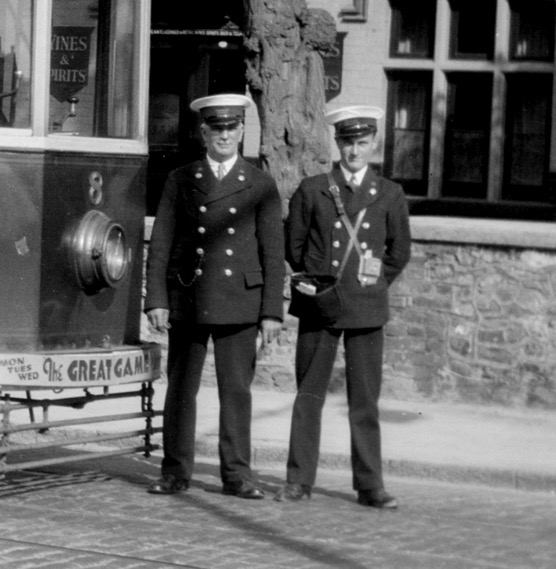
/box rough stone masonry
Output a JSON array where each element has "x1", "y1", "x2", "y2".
[{"x1": 142, "y1": 239, "x2": 556, "y2": 410}]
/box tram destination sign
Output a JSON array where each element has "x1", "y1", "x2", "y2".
[{"x1": 0, "y1": 346, "x2": 161, "y2": 389}]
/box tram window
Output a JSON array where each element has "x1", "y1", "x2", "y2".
[
  {"x1": 49, "y1": 0, "x2": 138, "y2": 138},
  {"x1": 0, "y1": 0, "x2": 32, "y2": 128}
]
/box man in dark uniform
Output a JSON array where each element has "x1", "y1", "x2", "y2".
[
  {"x1": 145, "y1": 94, "x2": 285, "y2": 499},
  {"x1": 275, "y1": 105, "x2": 411, "y2": 508}
]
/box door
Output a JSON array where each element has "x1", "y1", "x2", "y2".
[{"x1": 147, "y1": 4, "x2": 246, "y2": 215}]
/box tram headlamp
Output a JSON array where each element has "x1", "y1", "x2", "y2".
[{"x1": 64, "y1": 210, "x2": 129, "y2": 293}]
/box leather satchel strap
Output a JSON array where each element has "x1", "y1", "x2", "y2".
[
  {"x1": 336, "y1": 210, "x2": 365, "y2": 279},
  {"x1": 327, "y1": 173, "x2": 365, "y2": 258},
  {"x1": 326, "y1": 173, "x2": 366, "y2": 279}
]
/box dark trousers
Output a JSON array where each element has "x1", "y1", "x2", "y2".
[
  {"x1": 161, "y1": 322, "x2": 258, "y2": 484},
  {"x1": 286, "y1": 322, "x2": 385, "y2": 490}
]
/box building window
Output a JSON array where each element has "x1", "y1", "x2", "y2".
[
  {"x1": 449, "y1": 0, "x2": 496, "y2": 60},
  {"x1": 389, "y1": 0, "x2": 436, "y2": 58},
  {"x1": 443, "y1": 74, "x2": 492, "y2": 199},
  {"x1": 509, "y1": 0, "x2": 555, "y2": 61},
  {"x1": 385, "y1": 72, "x2": 432, "y2": 195},
  {"x1": 385, "y1": 0, "x2": 555, "y2": 219},
  {"x1": 503, "y1": 74, "x2": 552, "y2": 202},
  {"x1": 0, "y1": 0, "x2": 32, "y2": 128}
]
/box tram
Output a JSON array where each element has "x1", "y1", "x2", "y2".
[{"x1": 0, "y1": 0, "x2": 161, "y2": 474}]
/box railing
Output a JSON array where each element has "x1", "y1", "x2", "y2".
[{"x1": 0, "y1": 383, "x2": 162, "y2": 475}]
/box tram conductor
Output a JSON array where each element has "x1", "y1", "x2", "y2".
[
  {"x1": 145, "y1": 94, "x2": 285, "y2": 499},
  {"x1": 275, "y1": 105, "x2": 411, "y2": 508}
]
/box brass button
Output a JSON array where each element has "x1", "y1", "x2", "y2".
[
  {"x1": 226, "y1": 249, "x2": 233, "y2": 256},
  {"x1": 199, "y1": 205, "x2": 207, "y2": 213},
  {"x1": 224, "y1": 269, "x2": 232, "y2": 276},
  {"x1": 229, "y1": 207, "x2": 237, "y2": 214},
  {"x1": 195, "y1": 269, "x2": 203, "y2": 276},
  {"x1": 332, "y1": 260, "x2": 340, "y2": 267},
  {"x1": 334, "y1": 221, "x2": 342, "y2": 229},
  {"x1": 333, "y1": 241, "x2": 340, "y2": 248},
  {"x1": 198, "y1": 227, "x2": 206, "y2": 234},
  {"x1": 227, "y1": 228, "x2": 235, "y2": 235},
  {"x1": 196, "y1": 248, "x2": 204, "y2": 255},
  {"x1": 362, "y1": 222, "x2": 370, "y2": 229},
  {"x1": 361, "y1": 242, "x2": 368, "y2": 250}
]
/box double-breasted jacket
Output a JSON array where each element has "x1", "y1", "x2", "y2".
[
  {"x1": 286, "y1": 164, "x2": 411, "y2": 329},
  {"x1": 145, "y1": 157, "x2": 285, "y2": 325}
]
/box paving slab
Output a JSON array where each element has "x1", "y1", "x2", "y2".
[
  {"x1": 3, "y1": 382, "x2": 556, "y2": 492},
  {"x1": 0, "y1": 454, "x2": 555, "y2": 569}
]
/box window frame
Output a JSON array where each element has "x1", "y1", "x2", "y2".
[
  {"x1": 448, "y1": 0, "x2": 496, "y2": 61},
  {"x1": 0, "y1": 0, "x2": 150, "y2": 156},
  {"x1": 389, "y1": 0, "x2": 436, "y2": 59},
  {"x1": 384, "y1": 69, "x2": 433, "y2": 195},
  {"x1": 509, "y1": 0, "x2": 555, "y2": 62}
]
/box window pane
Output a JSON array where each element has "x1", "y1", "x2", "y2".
[
  {"x1": 510, "y1": 0, "x2": 555, "y2": 61},
  {"x1": 443, "y1": 74, "x2": 492, "y2": 198},
  {"x1": 49, "y1": 0, "x2": 139, "y2": 138},
  {"x1": 449, "y1": 0, "x2": 495, "y2": 60},
  {"x1": 389, "y1": 0, "x2": 436, "y2": 58},
  {"x1": 385, "y1": 72, "x2": 431, "y2": 195},
  {"x1": 503, "y1": 74, "x2": 552, "y2": 201},
  {"x1": 0, "y1": 0, "x2": 32, "y2": 128}
]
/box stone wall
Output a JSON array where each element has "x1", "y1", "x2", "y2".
[
  {"x1": 384, "y1": 243, "x2": 556, "y2": 409},
  {"x1": 142, "y1": 217, "x2": 556, "y2": 410}
]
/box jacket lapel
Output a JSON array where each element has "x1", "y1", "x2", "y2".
[
  {"x1": 183, "y1": 158, "x2": 253, "y2": 205},
  {"x1": 204, "y1": 157, "x2": 252, "y2": 204},
  {"x1": 184, "y1": 160, "x2": 215, "y2": 200},
  {"x1": 321, "y1": 165, "x2": 383, "y2": 217},
  {"x1": 320, "y1": 166, "x2": 345, "y2": 205},
  {"x1": 344, "y1": 167, "x2": 382, "y2": 217}
]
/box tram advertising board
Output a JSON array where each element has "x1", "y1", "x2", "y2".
[{"x1": 0, "y1": 344, "x2": 160, "y2": 389}]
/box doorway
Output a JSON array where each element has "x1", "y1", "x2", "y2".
[{"x1": 147, "y1": 3, "x2": 246, "y2": 214}]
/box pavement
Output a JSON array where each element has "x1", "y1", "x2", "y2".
[
  {"x1": 1, "y1": 384, "x2": 556, "y2": 568},
  {"x1": 3, "y1": 381, "x2": 556, "y2": 493}
]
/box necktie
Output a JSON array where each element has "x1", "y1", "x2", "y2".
[
  {"x1": 217, "y1": 163, "x2": 226, "y2": 181},
  {"x1": 348, "y1": 175, "x2": 358, "y2": 191}
]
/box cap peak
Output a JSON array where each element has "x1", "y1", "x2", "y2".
[{"x1": 325, "y1": 105, "x2": 384, "y2": 138}]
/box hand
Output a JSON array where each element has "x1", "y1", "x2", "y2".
[
  {"x1": 147, "y1": 308, "x2": 171, "y2": 333},
  {"x1": 259, "y1": 318, "x2": 282, "y2": 349}
]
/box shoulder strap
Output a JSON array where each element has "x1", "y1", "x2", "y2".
[{"x1": 326, "y1": 173, "x2": 365, "y2": 258}]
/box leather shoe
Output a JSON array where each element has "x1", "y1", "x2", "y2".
[
  {"x1": 222, "y1": 480, "x2": 265, "y2": 500},
  {"x1": 147, "y1": 474, "x2": 189, "y2": 495},
  {"x1": 273, "y1": 483, "x2": 312, "y2": 502},
  {"x1": 357, "y1": 488, "x2": 398, "y2": 509}
]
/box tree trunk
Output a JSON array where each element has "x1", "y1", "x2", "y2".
[{"x1": 243, "y1": 0, "x2": 336, "y2": 214}]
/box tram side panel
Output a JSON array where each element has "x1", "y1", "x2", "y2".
[
  {"x1": 39, "y1": 152, "x2": 146, "y2": 350},
  {"x1": 0, "y1": 151, "x2": 44, "y2": 351}
]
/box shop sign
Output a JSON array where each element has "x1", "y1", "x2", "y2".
[
  {"x1": 50, "y1": 26, "x2": 94, "y2": 102},
  {"x1": 0, "y1": 346, "x2": 161, "y2": 388},
  {"x1": 323, "y1": 32, "x2": 347, "y2": 102}
]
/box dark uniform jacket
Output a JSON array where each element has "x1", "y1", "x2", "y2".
[
  {"x1": 145, "y1": 157, "x2": 285, "y2": 325},
  {"x1": 286, "y1": 164, "x2": 411, "y2": 329}
]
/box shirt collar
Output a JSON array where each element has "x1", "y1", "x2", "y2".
[
  {"x1": 207, "y1": 154, "x2": 238, "y2": 176},
  {"x1": 340, "y1": 164, "x2": 368, "y2": 186}
]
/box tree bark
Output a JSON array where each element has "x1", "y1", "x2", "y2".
[{"x1": 243, "y1": 0, "x2": 336, "y2": 213}]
